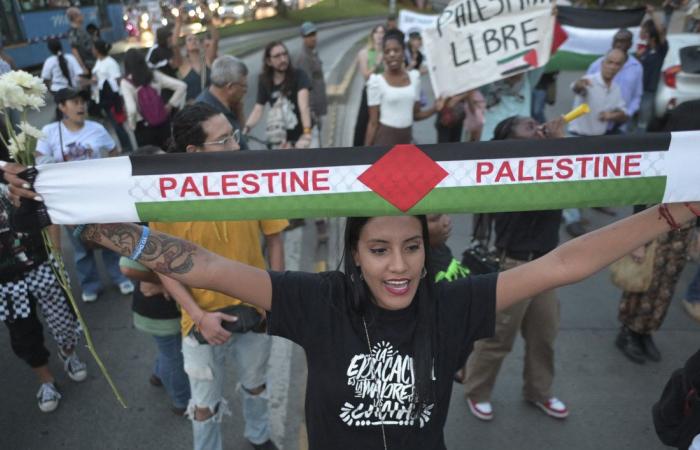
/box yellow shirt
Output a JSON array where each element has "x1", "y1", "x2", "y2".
[{"x1": 150, "y1": 219, "x2": 288, "y2": 334}]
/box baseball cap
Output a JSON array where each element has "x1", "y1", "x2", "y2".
[
  {"x1": 300, "y1": 21, "x2": 317, "y2": 37},
  {"x1": 54, "y1": 87, "x2": 90, "y2": 104}
]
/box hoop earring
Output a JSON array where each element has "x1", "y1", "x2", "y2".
[{"x1": 420, "y1": 267, "x2": 427, "y2": 279}]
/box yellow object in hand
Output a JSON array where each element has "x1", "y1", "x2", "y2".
[{"x1": 563, "y1": 103, "x2": 590, "y2": 123}]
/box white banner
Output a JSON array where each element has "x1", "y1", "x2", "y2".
[
  {"x1": 398, "y1": 10, "x2": 438, "y2": 37},
  {"x1": 423, "y1": 0, "x2": 555, "y2": 97}
]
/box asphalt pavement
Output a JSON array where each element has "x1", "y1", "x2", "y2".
[{"x1": 2, "y1": 13, "x2": 699, "y2": 450}]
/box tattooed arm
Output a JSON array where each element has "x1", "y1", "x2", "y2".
[{"x1": 81, "y1": 223, "x2": 274, "y2": 311}]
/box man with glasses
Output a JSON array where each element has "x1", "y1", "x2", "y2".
[
  {"x1": 196, "y1": 55, "x2": 250, "y2": 150},
  {"x1": 156, "y1": 103, "x2": 285, "y2": 450}
]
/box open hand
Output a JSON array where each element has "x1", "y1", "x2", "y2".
[
  {"x1": 0, "y1": 161, "x2": 42, "y2": 207},
  {"x1": 198, "y1": 311, "x2": 237, "y2": 345}
]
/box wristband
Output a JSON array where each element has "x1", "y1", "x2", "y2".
[
  {"x1": 129, "y1": 226, "x2": 150, "y2": 260},
  {"x1": 685, "y1": 203, "x2": 700, "y2": 217},
  {"x1": 303, "y1": 127, "x2": 312, "y2": 135}
]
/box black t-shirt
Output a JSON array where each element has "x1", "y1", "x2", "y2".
[
  {"x1": 256, "y1": 69, "x2": 311, "y2": 142},
  {"x1": 493, "y1": 210, "x2": 562, "y2": 256},
  {"x1": 640, "y1": 41, "x2": 669, "y2": 93},
  {"x1": 131, "y1": 280, "x2": 181, "y2": 320},
  {"x1": 267, "y1": 270, "x2": 497, "y2": 450}
]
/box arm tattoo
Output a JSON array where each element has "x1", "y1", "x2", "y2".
[{"x1": 83, "y1": 223, "x2": 198, "y2": 275}]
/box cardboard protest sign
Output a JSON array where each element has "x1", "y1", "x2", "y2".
[{"x1": 423, "y1": 0, "x2": 555, "y2": 97}]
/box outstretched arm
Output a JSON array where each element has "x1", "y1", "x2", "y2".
[
  {"x1": 496, "y1": 203, "x2": 699, "y2": 311},
  {"x1": 81, "y1": 223, "x2": 274, "y2": 311}
]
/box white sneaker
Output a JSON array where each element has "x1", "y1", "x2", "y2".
[
  {"x1": 119, "y1": 280, "x2": 134, "y2": 295},
  {"x1": 532, "y1": 397, "x2": 569, "y2": 419},
  {"x1": 467, "y1": 398, "x2": 493, "y2": 421},
  {"x1": 59, "y1": 349, "x2": 88, "y2": 382},
  {"x1": 81, "y1": 292, "x2": 98, "y2": 303},
  {"x1": 37, "y1": 382, "x2": 61, "y2": 413}
]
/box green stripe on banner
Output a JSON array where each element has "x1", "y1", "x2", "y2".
[
  {"x1": 497, "y1": 50, "x2": 528, "y2": 65},
  {"x1": 135, "y1": 178, "x2": 667, "y2": 222},
  {"x1": 545, "y1": 51, "x2": 600, "y2": 72}
]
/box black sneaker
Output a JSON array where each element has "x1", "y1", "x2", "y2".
[
  {"x1": 615, "y1": 327, "x2": 646, "y2": 364},
  {"x1": 640, "y1": 334, "x2": 661, "y2": 362},
  {"x1": 250, "y1": 440, "x2": 278, "y2": 450}
]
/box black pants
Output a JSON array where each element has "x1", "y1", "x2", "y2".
[
  {"x1": 4, "y1": 295, "x2": 50, "y2": 369},
  {"x1": 435, "y1": 120, "x2": 464, "y2": 143}
]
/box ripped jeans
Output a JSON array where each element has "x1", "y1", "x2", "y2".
[{"x1": 182, "y1": 331, "x2": 271, "y2": 450}]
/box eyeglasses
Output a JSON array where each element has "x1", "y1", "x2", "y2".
[
  {"x1": 270, "y1": 51, "x2": 288, "y2": 59},
  {"x1": 202, "y1": 129, "x2": 240, "y2": 147}
]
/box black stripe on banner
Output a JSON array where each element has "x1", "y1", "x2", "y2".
[
  {"x1": 130, "y1": 133, "x2": 672, "y2": 175},
  {"x1": 558, "y1": 6, "x2": 646, "y2": 30}
]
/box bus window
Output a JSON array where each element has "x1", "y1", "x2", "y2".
[{"x1": 19, "y1": 0, "x2": 98, "y2": 13}]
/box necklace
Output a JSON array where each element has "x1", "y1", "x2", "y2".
[{"x1": 362, "y1": 316, "x2": 389, "y2": 450}]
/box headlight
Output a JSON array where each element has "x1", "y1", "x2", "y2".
[
  {"x1": 195, "y1": 6, "x2": 202, "y2": 14},
  {"x1": 141, "y1": 13, "x2": 149, "y2": 21},
  {"x1": 233, "y1": 5, "x2": 244, "y2": 14},
  {"x1": 171, "y1": 7, "x2": 179, "y2": 16},
  {"x1": 208, "y1": 3, "x2": 217, "y2": 11},
  {"x1": 123, "y1": 14, "x2": 129, "y2": 21},
  {"x1": 217, "y1": 6, "x2": 224, "y2": 14},
  {"x1": 198, "y1": 12, "x2": 205, "y2": 19},
  {"x1": 188, "y1": 9, "x2": 196, "y2": 16}
]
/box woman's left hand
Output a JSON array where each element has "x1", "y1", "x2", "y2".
[
  {"x1": 0, "y1": 161, "x2": 42, "y2": 207},
  {"x1": 434, "y1": 97, "x2": 446, "y2": 112}
]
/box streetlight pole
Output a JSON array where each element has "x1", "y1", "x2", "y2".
[{"x1": 390, "y1": 0, "x2": 396, "y2": 13}]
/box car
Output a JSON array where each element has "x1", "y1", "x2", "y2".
[
  {"x1": 217, "y1": 0, "x2": 250, "y2": 20},
  {"x1": 654, "y1": 33, "x2": 700, "y2": 118}
]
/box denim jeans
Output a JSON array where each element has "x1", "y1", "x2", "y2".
[
  {"x1": 182, "y1": 331, "x2": 271, "y2": 450},
  {"x1": 563, "y1": 208, "x2": 581, "y2": 225},
  {"x1": 67, "y1": 230, "x2": 129, "y2": 295},
  {"x1": 686, "y1": 266, "x2": 700, "y2": 304},
  {"x1": 153, "y1": 333, "x2": 191, "y2": 409},
  {"x1": 531, "y1": 88, "x2": 548, "y2": 124}
]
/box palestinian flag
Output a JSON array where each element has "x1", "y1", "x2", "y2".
[
  {"x1": 547, "y1": 6, "x2": 646, "y2": 71},
  {"x1": 33, "y1": 132, "x2": 700, "y2": 225}
]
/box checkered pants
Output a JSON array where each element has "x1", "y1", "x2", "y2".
[{"x1": 0, "y1": 261, "x2": 80, "y2": 350}]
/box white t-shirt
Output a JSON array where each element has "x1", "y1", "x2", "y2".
[
  {"x1": 568, "y1": 72, "x2": 627, "y2": 137},
  {"x1": 40, "y1": 54, "x2": 83, "y2": 93},
  {"x1": 92, "y1": 56, "x2": 121, "y2": 93},
  {"x1": 367, "y1": 70, "x2": 421, "y2": 129},
  {"x1": 36, "y1": 120, "x2": 115, "y2": 162}
]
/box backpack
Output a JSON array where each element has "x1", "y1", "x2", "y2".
[
  {"x1": 136, "y1": 84, "x2": 169, "y2": 127},
  {"x1": 265, "y1": 94, "x2": 298, "y2": 148}
]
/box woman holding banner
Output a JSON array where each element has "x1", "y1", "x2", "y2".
[
  {"x1": 3, "y1": 157, "x2": 700, "y2": 448},
  {"x1": 364, "y1": 29, "x2": 443, "y2": 146}
]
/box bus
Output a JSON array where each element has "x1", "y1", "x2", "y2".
[{"x1": 0, "y1": 0, "x2": 127, "y2": 70}]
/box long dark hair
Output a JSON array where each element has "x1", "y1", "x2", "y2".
[
  {"x1": 123, "y1": 48, "x2": 153, "y2": 87},
  {"x1": 260, "y1": 41, "x2": 297, "y2": 98},
  {"x1": 492, "y1": 115, "x2": 524, "y2": 141},
  {"x1": 169, "y1": 103, "x2": 220, "y2": 153},
  {"x1": 47, "y1": 38, "x2": 72, "y2": 87},
  {"x1": 342, "y1": 216, "x2": 437, "y2": 421},
  {"x1": 642, "y1": 19, "x2": 661, "y2": 48}
]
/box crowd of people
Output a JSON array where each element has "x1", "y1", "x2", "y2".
[{"x1": 0, "y1": 4, "x2": 699, "y2": 450}]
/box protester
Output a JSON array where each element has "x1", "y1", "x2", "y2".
[
  {"x1": 6, "y1": 159, "x2": 700, "y2": 447},
  {"x1": 195, "y1": 55, "x2": 249, "y2": 150},
  {"x1": 66, "y1": 7, "x2": 95, "y2": 73},
  {"x1": 35, "y1": 87, "x2": 134, "y2": 301},
  {"x1": 464, "y1": 115, "x2": 569, "y2": 421},
  {"x1": 386, "y1": 13, "x2": 398, "y2": 30},
  {"x1": 147, "y1": 24, "x2": 183, "y2": 103},
  {"x1": 435, "y1": 92, "x2": 468, "y2": 144},
  {"x1": 91, "y1": 39, "x2": 132, "y2": 153},
  {"x1": 244, "y1": 41, "x2": 312, "y2": 149},
  {"x1": 637, "y1": 6, "x2": 669, "y2": 130},
  {"x1": 156, "y1": 103, "x2": 285, "y2": 450},
  {"x1": 353, "y1": 24, "x2": 385, "y2": 146},
  {"x1": 41, "y1": 38, "x2": 85, "y2": 98},
  {"x1": 463, "y1": 90, "x2": 486, "y2": 142},
  {"x1": 531, "y1": 71, "x2": 558, "y2": 124},
  {"x1": 119, "y1": 145, "x2": 190, "y2": 415},
  {"x1": 294, "y1": 21, "x2": 328, "y2": 147},
  {"x1": 565, "y1": 48, "x2": 628, "y2": 237},
  {"x1": 121, "y1": 48, "x2": 186, "y2": 147},
  {"x1": 177, "y1": 13, "x2": 219, "y2": 102},
  {"x1": 364, "y1": 29, "x2": 443, "y2": 146},
  {"x1": 586, "y1": 29, "x2": 643, "y2": 131},
  {"x1": 405, "y1": 30, "x2": 427, "y2": 75},
  {"x1": 479, "y1": 68, "x2": 544, "y2": 142},
  {"x1": 0, "y1": 188, "x2": 87, "y2": 413}
]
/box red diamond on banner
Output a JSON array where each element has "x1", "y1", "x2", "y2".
[{"x1": 358, "y1": 144, "x2": 448, "y2": 212}]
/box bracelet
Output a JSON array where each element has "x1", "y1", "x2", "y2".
[
  {"x1": 129, "y1": 226, "x2": 150, "y2": 260},
  {"x1": 659, "y1": 204, "x2": 681, "y2": 230},
  {"x1": 72, "y1": 224, "x2": 87, "y2": 240},
  {"x1": 685, "y1": 202, "x2": 700, "y2": 217},
  {"x1": 303, "y1": 127, "x2": 312, "y2": 135}
]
